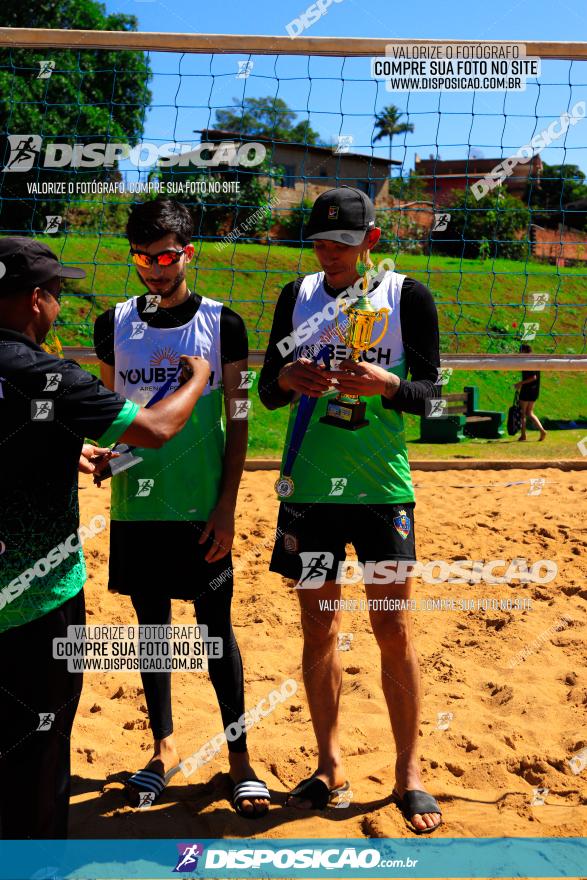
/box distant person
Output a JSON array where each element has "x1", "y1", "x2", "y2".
[{"x1": 515, "y1": 343, "x2": 546, "y2": 442}]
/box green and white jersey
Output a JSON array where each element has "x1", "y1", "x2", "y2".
[
  {"x1": 112, "y1": 295, "x2": 225, "y2": 522},
  {"x1": 278, "y1": 271, "x2": 415, "y2": 505}
]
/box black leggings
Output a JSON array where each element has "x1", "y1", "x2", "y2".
[{"x1": 130, "y1": 586, "x2": 247, "y2": 752}]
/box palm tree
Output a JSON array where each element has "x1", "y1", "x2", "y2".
[{"x1": 372, "y1": 106, "x2": 414, "y2": 161}]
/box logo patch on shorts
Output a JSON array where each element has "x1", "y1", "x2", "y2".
[
  {"x1": 393, "y1": 509, "x2": 411, "y2": 540},
  {"x1": 283, "y1": 532, "x2": 299, "y2": 553}
]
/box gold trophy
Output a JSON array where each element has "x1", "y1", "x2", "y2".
[
  {"x1": 41, "y1": 327, "x2": 64, "y2": 358},
  {"x1": 320, "y1": 254, "x2": 389, "y2": 430}
]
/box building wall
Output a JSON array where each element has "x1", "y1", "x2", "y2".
[
  {"x1": 415, "y1": 175, "x2": 536, "y2": 205},
  {"x1": 414, "y1": 156, "x2": 543, "y2": 205},
  {"x1": 269, "y1": 144, "x2": 393, "y2": 209},
  {"x1": 532, "y1": 224, "x2": 587, "y2": 262}
]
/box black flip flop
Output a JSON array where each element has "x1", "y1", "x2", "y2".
[
  {"x1": 286, "y1": 776, "x2": 351, "y2": 810},
  {"x1": 392, "y1": 788, "x2": 443, "y2": 835},
  {"x1": 231, "y1": 778, "x2": 271, "y2": 819}
]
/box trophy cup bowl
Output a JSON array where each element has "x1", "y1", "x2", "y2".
[{"x1": 319, "y1": 292, "x2": 389, "y2": 430}]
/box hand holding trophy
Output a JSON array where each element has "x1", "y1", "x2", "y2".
[{"x1": 320, "y1": 252, "x2": 389, "y2": 430}]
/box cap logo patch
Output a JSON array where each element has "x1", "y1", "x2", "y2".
[{"x1": 328, "y1": 206, "x2": 339, "y2": 220}]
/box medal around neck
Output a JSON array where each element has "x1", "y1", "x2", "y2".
[{"x1": 275, "y1": 476, "x2": 295, "y2": 498}]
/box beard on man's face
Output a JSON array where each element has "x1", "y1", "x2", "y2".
[{"x1": 137, "y1": 267, "x2": 186, "y2": 299}]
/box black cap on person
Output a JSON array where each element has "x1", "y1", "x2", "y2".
[
  {"x1": 304, "y1": 186, "x2": 376, "y2": 246},
  {"x1": 0, "y1": 237, "x2": 86, "y2": 295}
]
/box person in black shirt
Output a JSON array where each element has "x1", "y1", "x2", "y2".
[
  {"x1": 259, "y1": 276, "x2": 440, "y2": 413},
  {"x1": 0, "y1": 237, "x2": 210, "y2": 840},
  {"x1": 259, "y1": 188, "x2": 442, "y2": 834},
  {"x1": 515, "y1": 344, "x2": 546, "y2": 442}
]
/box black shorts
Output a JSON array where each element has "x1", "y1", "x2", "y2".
[
  {"x1": 269, "y1": 501, "x2": 416, "y2": 583},
  {"x1": 108, "y1": 520, "x2": 233, "y2": 600}
]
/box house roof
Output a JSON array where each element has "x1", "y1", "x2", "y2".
[
  {"x1": 197, "y1": 129, "x2": 401, "y2": 166},
  {"x1": 566, "y1": 197, "x2": 587, "y2": 210},
  {"x1": 414, "y1": 156, "x2": 543, "y2": 179}
]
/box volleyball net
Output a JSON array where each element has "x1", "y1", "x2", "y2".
[{"x1": 0, "y1": 29, "x2": 586, "y2": 367}]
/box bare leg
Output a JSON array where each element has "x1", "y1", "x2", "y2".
[
  {"x1": 288, "y1": 579, "x2": 347, "y2": 809},
  {"x1": 366, "y1": 577, "x2": 441, "y2": 832},
  {"x1": 519, "y1": 400, "x2": 529, "y2": 441},
  {"x1": 527, "y1": 401, "x2": 547, "y2": 439},
  {"x1": 151, "y1": 735, "x2": 180, "y2": 773}
]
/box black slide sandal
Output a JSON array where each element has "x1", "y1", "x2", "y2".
[
  {"x1": 124, "y1": 759, "x2": 181, "y2": 807},
  {"x1": 231, "y1": 778, "x2": 271, "y2": 819},
  {"x1": 286, "y1": 776, "x2": 350, "y2": 810},
  {"x1": 392, "y1": 788, "x2": 443, "y2": 835},
  {"x1": 123, "y1": 761, "x2": 181, "y2": 807}
]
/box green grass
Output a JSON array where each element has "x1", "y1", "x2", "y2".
[
  {"x1": 246, "y1": 369, "x2": 587, "y2": 460},
  {"x1": 249, "y1": 414, "x2": 585, "y2": 461},
  {"x1": 82, "y1": 360, "x2": 586, "y2": 460},
  {"x1": 48, "y1": 236, "x2": 586, "y2": 461},
  {"x1": 44, "y1": 235, "x2": 587, "y2": 352},
  {"x1": 403, "y1": 422, "x2": 586, "y2": 461}
]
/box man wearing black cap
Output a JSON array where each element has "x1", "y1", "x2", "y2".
[
  {"x1": 259, "y1": 187, "x2": 443, "y2": 833},
  {"x1": 0, "y1": 237, "x2": 210, "y2": 839}
]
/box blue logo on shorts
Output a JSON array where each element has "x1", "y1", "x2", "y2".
[{"x1": 393, "y1": 510, "x2": 411, "y2": 541}]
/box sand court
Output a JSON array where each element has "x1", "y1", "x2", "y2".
[{"x1": 69, "y1": 467, "x2": 586, "y2": 839}]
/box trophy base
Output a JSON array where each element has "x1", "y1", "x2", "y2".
[{"x1": 319, "y1": 399, "x2": 369, "y2": 431}]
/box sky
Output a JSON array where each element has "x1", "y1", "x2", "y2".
[
  {"x1": 106, "y1": 0, "x2": 584, "y2": 46},
  {"x1": 101, "y1": 0, "x2": 587, "y2": 180}
]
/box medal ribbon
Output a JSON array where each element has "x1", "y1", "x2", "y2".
[
  {"x1": 144, "y1": 366, "x2": 182, "y2": 408},
  {"x1": 282, "y1": 345, "x2": 331, "y2": 479},
  {"x1": 113, "y1": 366, "x2": 182, "y2": 454}
]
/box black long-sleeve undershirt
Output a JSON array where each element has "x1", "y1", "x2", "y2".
[{"x1": 258, "y1": 275, "x2": 441, "y2": 416}]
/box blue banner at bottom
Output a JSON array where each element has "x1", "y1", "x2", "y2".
[{"x1": 0, "y1": 838, "x2": 584, "y2": 879}]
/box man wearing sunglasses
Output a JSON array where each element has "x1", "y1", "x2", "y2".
[
  {"x1": 93, "y1": 198, "x2": 270, "y2": 817},
  {"x1": 0, "y1": 237, "x2": 210, "y2": 839}
]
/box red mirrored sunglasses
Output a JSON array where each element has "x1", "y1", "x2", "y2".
[{"x1": 130, "y1": 248, "x2": 186, "y2": 268}]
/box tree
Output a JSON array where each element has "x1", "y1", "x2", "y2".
[
  {"x1": 433, "y1": 188, "x2": 531, "y2": 261},
  {"x1": 0, "y1": 0, "x2": 152, "y2": 231},
  {"x1": 526, "y1": 163, "x2": 587, "y2": 230},
  {"x1": 214, "y1": 97, "x2": 320, "y2": 145},
  {"x1": 278, "y1": 197, "x2": 314, "y2": 245},
  {"x1": 388, "y1": 172, "x2": 427, "y2": 202},
  {"x1": 155, "y1": 157, "x2": 281, "y2": 242},
  {"x1": 372, "y1": 106, "x2": 414, "y2": 161}
]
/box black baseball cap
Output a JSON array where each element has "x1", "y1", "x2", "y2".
[
  {"x1": 304, "y1": 186, "x2": 376, "y2": 246},
  {"x1": 0, "y1": 237, "x2": 86, "y2": 296}
]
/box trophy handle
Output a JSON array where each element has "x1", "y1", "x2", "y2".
[
  {"x1": 369, "y1": 309, "x2": 390, "y2": 349},
  {"x1": 334, "y1": 304, "x2": 348, "y2": 344}
]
